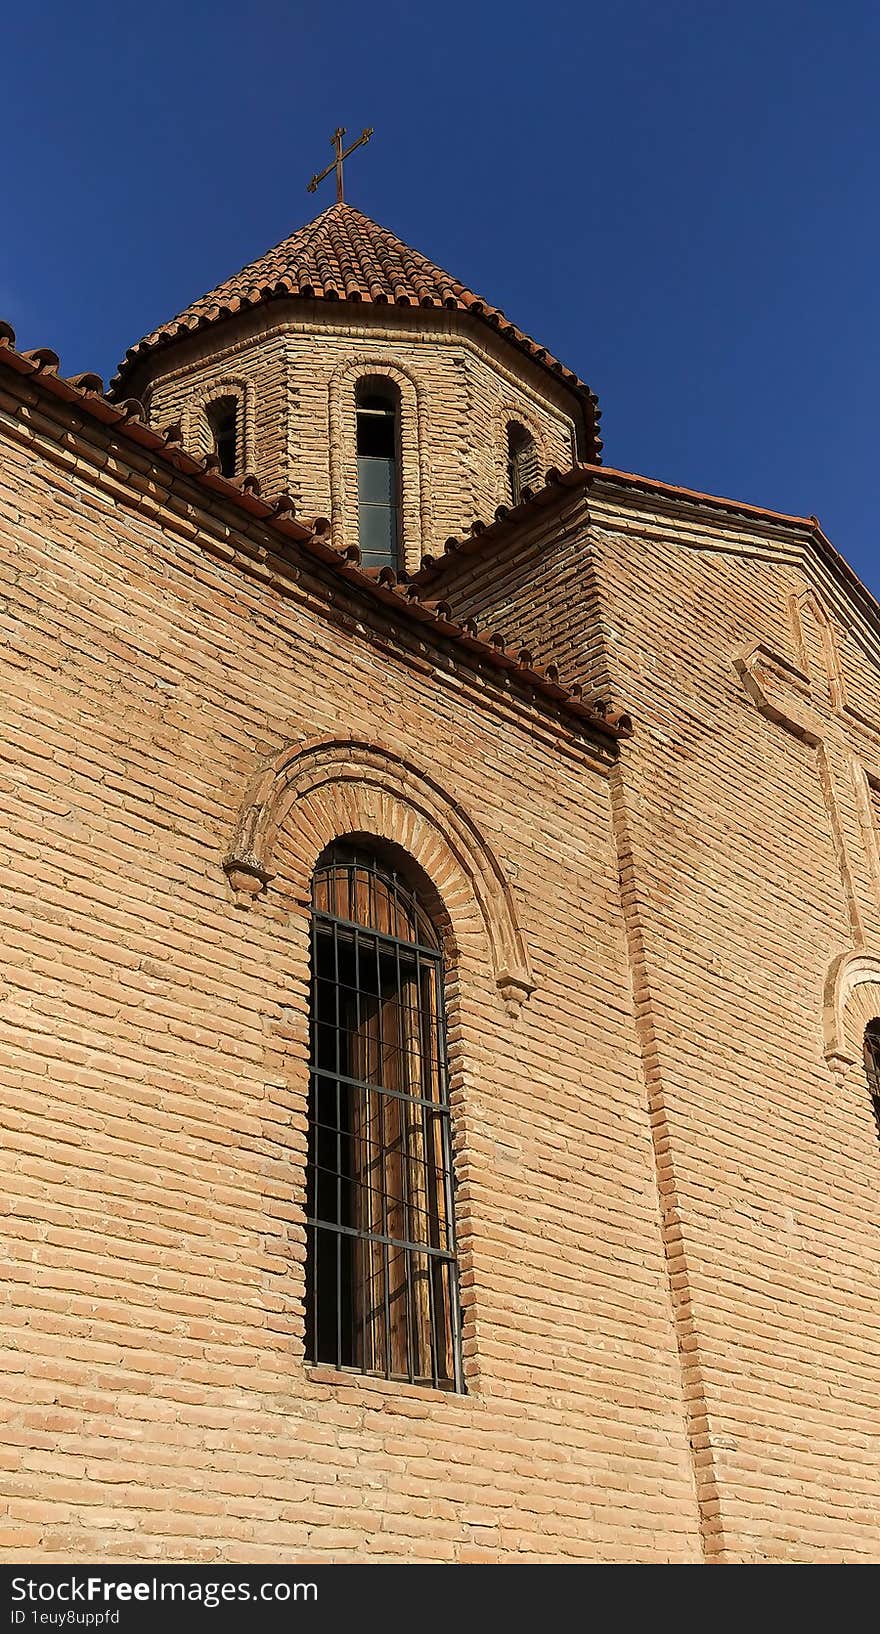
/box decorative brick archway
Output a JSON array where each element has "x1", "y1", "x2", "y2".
[
  {"x1": 495, "y1": 401, "x2": 545, "y2": 505},
  {"x1": 823, "y1": 948, "x2": 880, "y2": 1078},
  {"x1": 223, "y1": 735, "x2": 535, "y2": 1392},
  {"x1": 183, "y1": 374, "x2": 257, "y2": 473},
  {"x1": 327, "y1": 358, "x2": 430, "y2": 570},
  {"x1": 223, "y1": 735, "x2": 535, "y2": 1013}
]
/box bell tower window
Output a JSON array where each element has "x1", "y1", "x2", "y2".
[
  {"x1": 506, "y1": 420, "x2": 539, "y2": 507},
  {"x1": 206, "y1": 396, "x2": 239, "y2": 478},
  {"x1": 356, "y1": 381, "x2": 400, "y2": 570}
]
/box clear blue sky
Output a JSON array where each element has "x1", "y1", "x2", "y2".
[{"x1": 3, "y1": 2, "x2": 878, "y2": 589}]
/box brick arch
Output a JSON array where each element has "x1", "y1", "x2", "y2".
[
  {"x1": 823, "y1": 948, "x2": 880, "y2": 1074},
  {"x1": 184, "y1": 375, "x2": 256, "y2": 473},
  {"x1": 328, "y1": 357, "x2": 431, "y2": 570},
  {"x1": 224, "y1": 736, "x2": 535, "y2": 1011},
  {"x1": 791, "y1": 589, "x2": 846, "y2": 711},
  {"x1": 496, "y1": 402, "x2": 545, "y2": 502}
]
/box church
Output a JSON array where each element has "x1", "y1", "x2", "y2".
[{"x1": 2, "y1": 139, "x2": 880, "y2": 1565}]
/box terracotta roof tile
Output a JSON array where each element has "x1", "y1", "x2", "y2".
[
  {"x1": 111, "y1": 204, "x2": 602, "y2": 456},
  {"x1": 414, "y1": 465, "x2": 595, "y2": 584},
  {"x1": 414, "y1": 461, "x2": 825, "y2": 589}
]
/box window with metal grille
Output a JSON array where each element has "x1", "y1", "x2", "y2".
[
  {"x1": 305, "y1": 843, "x2": 464, "y2": 1390},
  {"x1": 206, "y1": 395, "x2": 239, "y2": 478},
  {"x1": 863, "y1": 1022, "x2": 880, "y2": 1141},
  {"x1": 356, "y1": 381, "x2": 400, "y2": 570}
]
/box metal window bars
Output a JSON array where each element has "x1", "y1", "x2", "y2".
[
  {"x1": 305, "y1": 845, "x2": 464, "y2": 1392},
  {"x1": 863, "y1": 1023, "x2": 880, "y2": 1141}
]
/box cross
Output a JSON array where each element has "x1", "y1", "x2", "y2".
[
  {"x1": 307, "y1": 126, "x2": 374, "y2": 204},
  {"x1": 736, "y1": 589, "x2": 880, "y2": 949}
]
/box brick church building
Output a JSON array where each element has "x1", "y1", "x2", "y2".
[{"x1": 2, "y1": 193, "x2": 880, "y2": 1566}]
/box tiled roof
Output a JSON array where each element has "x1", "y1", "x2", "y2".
[
  {"x1": 413, "y1": 463, "x2": 821, "y2": 586},
  {"x1": 111, "y1": 204, "x2": 602, "y2": 456},
  {"x1": 0, "y1": 322, "x2": 628, "y2": 741},
  {"x1": 414, "y1": 464, "x2": 595, "y2": 583}
]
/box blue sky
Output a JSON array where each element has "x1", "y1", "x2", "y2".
[{"x1": 4, "y1": 1, "x2": 878, "y2": 589}]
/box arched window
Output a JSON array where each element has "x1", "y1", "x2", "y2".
[
  {"x1": 864, "y1": 1021, "x2": 880, "y2": 1139},
  {"x1": 356, "y1": 380, "x2": 400, "y2": 569},
  {"x1": 206, "y1": 395, "x2": 239, "y2": 478},
  {"x1": 506, "y1": 420, "x2": 539, "y2": 507},
  {"x1": 305, "y1": 842, "x2": 463, "y2": 1390}
]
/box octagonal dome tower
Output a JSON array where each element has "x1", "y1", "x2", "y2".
[{"x1": 112, "y1": 204, "x2": 601, "y2": 574}]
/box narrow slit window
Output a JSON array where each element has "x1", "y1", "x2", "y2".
[
  {"x1": 506, "y1": 420, "x2": 539, "y2": 507},
  {"x1": 356, "y1": 382, "x2": 400, "y2": 569},
  {"x1": 305, "y1": 843, "x2": 464, "y2": 1391},
  {"x1": 206, "y1": 396, "x2": 239, "y2": 478}
]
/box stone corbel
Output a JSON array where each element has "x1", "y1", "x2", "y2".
[
  {"x1": 824, "y1": 1047, "x2": 858, "y2": 1085},
  {"x1": 223, "y1": 851, "x2": 273, "y2": 907},
  {"x1": 497, "y1": 970, "x2": 536, "y2": 1017}
]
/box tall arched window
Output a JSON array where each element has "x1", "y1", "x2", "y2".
[
  {"x1": 864, "y1": 1021, "x2": 880, "y2": 1139},
  {"x1": 356, "y1": 381, "x2": 400, "y2": 569},
  {"x1": 305, "y1": 843, "x2": 463, "y2": 1390},
  {"x1": 506, "y1": 420, "x2": 539, "y2": 507},
  {"x1": 206, "y1": 395, "x2": 239, "y2": 478}
]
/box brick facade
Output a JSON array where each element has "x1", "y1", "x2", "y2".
[
  {"x1": 128, "y1": 302, "x2": 581, "y2": 574},
  {"x1": 0, "y1": 368, "x2": 696, "y2": 1564},
  {"x1": 2, "y1": 237, "x2": 880, "y2": 1564},
  {"x1": 430, "y1": 479, "x2": 880, "y2": 1561}
]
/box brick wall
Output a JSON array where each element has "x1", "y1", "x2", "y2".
[
  {"x1": 0, "y1": 383, "x2": 699, "y2": 1563},
  {"x1": 435, "y1": 479, "x2": 880, "y2": 1561}
]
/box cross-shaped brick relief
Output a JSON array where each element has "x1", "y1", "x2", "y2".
[{"x1": 736, "y1": 590, "x2": 880, "y2": 949}]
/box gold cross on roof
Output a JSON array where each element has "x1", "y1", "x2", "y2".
[{"x1": 307, "y1": 126, "x2": 374, "y2": 204}]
